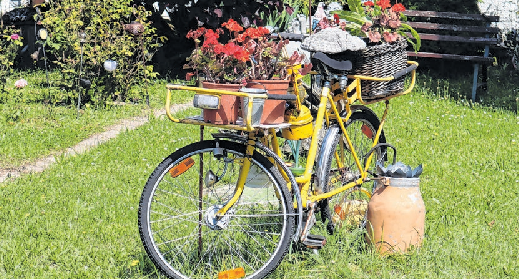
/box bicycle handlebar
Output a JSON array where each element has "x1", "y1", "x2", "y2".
[
  {"x1": 270, "y1": 32, "x2": 306, "y2": 41},
  {"x1": 268, "y1": 94, "x2": 298, "y2": 101},
  {"x1": 393, "y1": 63, "x2": 418, "y2": 80}
]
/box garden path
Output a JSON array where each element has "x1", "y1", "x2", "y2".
[{"x1": 0, "y1": 103, "x2": 191, "y2": 183}]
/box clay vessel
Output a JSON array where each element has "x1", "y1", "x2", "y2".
[
  {"x1": 247, "y1": 79, "x2": 289, "y2": 124},
  {"x1": 366, "y1": 177, "x2": 425, "y2": 254}
]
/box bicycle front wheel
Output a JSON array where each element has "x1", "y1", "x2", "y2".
[
  {"x1": 139, "y1": 140, "x2": 294, "y2": 279},
  {"x1": 317, "y1": 109, "x2": 386, "y2": 234}
]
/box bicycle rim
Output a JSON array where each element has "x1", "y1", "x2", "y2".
[
  {"x1": 318, "y1": 111, "x2": 385, "y2": 233},
  {"x1": 139, "y1": 140, "x2": 294, "y2": 279}
]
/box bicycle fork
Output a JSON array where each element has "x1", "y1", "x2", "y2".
[{"x1": 215, "y1": 132, "x2": 257, "y2": 217}]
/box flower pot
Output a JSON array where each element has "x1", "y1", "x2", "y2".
[
  {"x1": 239, "y1": 87, "x2": 266, "y2": 126},
  {"x1": 247, "y1": 80, "x2": 290, "y2": 125},
  {"x1": 202, "y1": 82, "x2": 242, "y2": 125}
]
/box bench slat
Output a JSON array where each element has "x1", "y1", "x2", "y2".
[
  {"x1": 403, "y1": 10, "x2": 499, "y2": 22},
  {"x1": 407, "y1": 33, "x2": 499, "y2": 44},
  {"x1": 407, "y1": 51, "x2": 494, "y2": 64},
  {"x1": 405, "y1": 22, "x2": 500, "y2": 33}
]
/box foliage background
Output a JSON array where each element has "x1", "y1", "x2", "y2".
[{"x1": 39, "y1": 0, "x2": 165, "y2": 105}]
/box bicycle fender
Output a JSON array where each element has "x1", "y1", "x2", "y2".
[{"x1": 211, "y1": 133, "x2": 304, "y2": 240}]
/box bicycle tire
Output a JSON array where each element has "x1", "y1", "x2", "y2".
[
  {"x1": 139, "y1": 140, "x2": 294, "y2": 279},
  {"x1": 316, "y1": 109, "x2": 386, "y2": 234}
]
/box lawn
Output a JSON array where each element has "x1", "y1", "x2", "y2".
[
  {"x1": 0, "y1": 72, "x2": 518, "y2": 278},
  {"x1": 0, "y1": 74, "x2": 194, "y2": 168}
]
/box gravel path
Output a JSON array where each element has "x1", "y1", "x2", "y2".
[{"x1": 0, "y1": 103, "x2": 190, "y2": 183}]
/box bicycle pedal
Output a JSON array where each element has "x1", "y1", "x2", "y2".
[{"x1": 303, "y1": 234, "x2": 327, "y2": 249}]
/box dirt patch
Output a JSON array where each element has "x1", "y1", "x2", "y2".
[{"x1": 0, "y1": 104, "x2": 190, "y2": 183}]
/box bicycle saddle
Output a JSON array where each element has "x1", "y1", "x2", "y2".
[
  {"x1": 311, "y1": 52, "x2": 353, "y2": 77},
  {"x1": 312, "y1": 52, "x2": 353, "y2": 71}
]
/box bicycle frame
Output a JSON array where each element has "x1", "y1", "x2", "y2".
[{"x1": 164, "y1": 60, "x2": 418, "y2": 237}]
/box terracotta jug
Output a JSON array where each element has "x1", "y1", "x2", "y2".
[{"x1": 366, "y1": 177, "x2": 425, "y2": 254}]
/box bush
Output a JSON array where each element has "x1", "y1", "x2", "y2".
[
  {"x1": 0, "y1": 25, "x2": 23, "y2": 91},
  {"x1": 41, "y1": 0, "x2": 165, "y2": 106}
]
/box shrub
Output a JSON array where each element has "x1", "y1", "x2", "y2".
[
  {"x1": 41, "y1": 0, "x2": 165, "y2": 106},
  {"x1": 0, "y1": 25, "x2": 23, "y2": 92}
]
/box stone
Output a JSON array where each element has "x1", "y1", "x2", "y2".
[{"x1": 301, "y1": 27, "x2": 366, "y2": 54}]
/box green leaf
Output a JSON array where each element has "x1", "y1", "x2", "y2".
[
  {"x1": 333, "y1": 11, "x2": 369, "y2": 25},
  {"x1": 347, "y1": 0, "x2": 364, "y2": 14},
  {"x1": 400, "y1": 23, "x2": 421, "y2": 52}
]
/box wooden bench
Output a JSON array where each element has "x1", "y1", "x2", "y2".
[{"x1": 402, "y1": 10, "x2": 500, "y2": 102}]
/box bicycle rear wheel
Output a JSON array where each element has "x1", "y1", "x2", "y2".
[
  {"x1": 316, "y1": 109, "x2": 386, "y2": 234},
  {"x1": 139, "y1": 140, "x2": 294, "y2": 279}
]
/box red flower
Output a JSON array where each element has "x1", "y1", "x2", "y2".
[
  {"x1": 392, "y1": 3, "x2": 406, "y2": 12},
  {"x1": 333, "y1": 13, "x2": 340, "y2": 24},
  {"x1": 364, "y1": 1, "x2": 374, "y2": 6},
  {"x1": 185, "y1": 72, "x2": 195, "y2": 81},
  {"x1": 233, "y1": 48, "x2": 250, "y2": 62},
  {"x1": 201, "y1": 29, "x2": 220, "y2": 49},
  {"x1": 213, "y1": 43, "x2": 225, "y2": 54},
  {"x1": 186, "y1": 27, "x2": 206, "y2": 40},
  {"x1": 238, "y1": 27, "x2": 270, "y2": 41},
  {"x1": 222, "y1": 18, "x2": 243, "y2": 32},
  {"x1": 376, "y1": 0, "x2": 391, "y2": 10}
]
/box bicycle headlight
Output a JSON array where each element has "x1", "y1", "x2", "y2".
[{"x1": 193, "y1": 94, "x2": 220, "y2": 110}]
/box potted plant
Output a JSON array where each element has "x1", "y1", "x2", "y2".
[
  {"x1": 241, "y1": 28, "x2": 312, "y2": 124},
  {"x1": 185, "y1": 18, "x2": 312, "y2": 125},
  {"x1": 333, "y1": 0, "x2": 420, "y2": 52},
  {"x1": 330, "y1": 0, "x2": 421, "y2": 100},
  {"x1": 184, "y1": 19, "x2": 250, "y2": 124}
]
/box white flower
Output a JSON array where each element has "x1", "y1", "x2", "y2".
[{"x1": 15, "y1": 78, "x2": 28, "y2": 88}]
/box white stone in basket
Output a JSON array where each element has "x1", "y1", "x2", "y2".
[{"x1": 301, "y1": 27, "x2": 366, "y2": 54}]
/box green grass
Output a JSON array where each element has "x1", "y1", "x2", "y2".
[
  {"x1": 0, "y1": 72, "x2": 518, "y2": 278},
  {"x1": 0, "y1": 73, "x2": 194, "y2": 168}
]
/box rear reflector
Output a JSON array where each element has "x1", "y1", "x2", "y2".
[{"x1": 218, "y1": 267, "x2": 245, "y2": 279}]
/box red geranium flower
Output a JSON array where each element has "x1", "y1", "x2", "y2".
[
  {"x1": 376, "y1": 0, "x2": 391, "y2": 10},
  {"x1": 222, "y1": 18, "x2": 243, "y2": 32},
  {"x1": 186, "y1": 27, "x2": 206, "y2": 40},
  {"x1": 201, "y1": 29, "x2": 220, "y2": 49},
  {"x1": 333, "y1": 13, "x2": 340, "y2": 24},
  {"x1": 233, "y1": 48, "x2": 250, "y2": 62},
  {"x1": 364, "y1": 1, "x2": 374, "y2": 6},
  {"x1": 213, "y1": 43, "x2": 225, "y2": 54},
  {"x1": 392, "y1": 3, "x2": 406, "y2": 12}
]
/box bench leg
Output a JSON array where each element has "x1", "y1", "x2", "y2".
[
  {"x1": 482, "y1": 65, "x2": 488, "y2": 91},
  {"x1": 471, "y1": 63, "x2": 479, "y2": 102}
]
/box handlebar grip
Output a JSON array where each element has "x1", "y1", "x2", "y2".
[
  {"x1": 270, "y1": 32, "x2": 306, "y2": 41},
  {"x1": 267, "y1": 94, "x2": 298, "y2": 101},
  {"x1": 393, "y1": 63, "x2": 418, "y2": 79}
]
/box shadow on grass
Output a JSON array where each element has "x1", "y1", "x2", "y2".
[{"x1": 413, "y1": 59, "x2": 519, "y2": 113}]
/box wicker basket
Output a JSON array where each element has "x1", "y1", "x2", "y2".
[{"x1": 324, "y1": 39, "x2": 408, "y2": 101}]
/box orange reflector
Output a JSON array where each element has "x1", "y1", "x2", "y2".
[
  {"x1": 361, "y1": 124, "x2": 373, "y2": 139},
  {"x1": 169, "y1": 157, "x2": 195, "y2": 178},
  {"x1": 218, "y1": 267, "x2": 245, "y2": 279}
]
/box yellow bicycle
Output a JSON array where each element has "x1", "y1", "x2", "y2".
[{"x1": 138, "y1": 50, "x2": 418, "y2": 279}]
